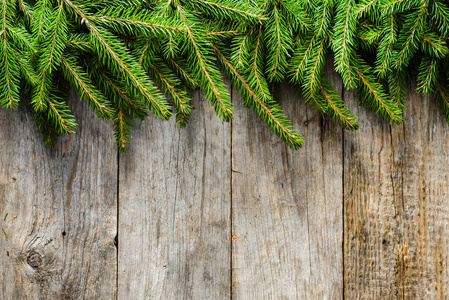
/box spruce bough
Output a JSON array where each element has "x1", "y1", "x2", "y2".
[{"x1": 2, "y1": 0, "x2": 449, "y2": 152}]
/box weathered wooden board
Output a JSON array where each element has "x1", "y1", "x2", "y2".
[
  {"x1": 0, "y1": 91, "x2": 117, "y2": 299},
  {"x1": 59, "y1": 91, "x2": 118, "y2": 299},
  {"x1": 397, "y1": 85, "x2": 449, "y2": 298},
  {"x1": 343, "y1": 87, "x2": 399, "y2": 299},
  {"x1": 118, "y1": 90, "x2": 231, "y2": 299},
  {"x1": 2, "y1": 73, "x2": 449, "y2": 299},
  {"x1": 344, "y1": 82, "x2": 449, "y2": 298},
  {"x1": 231, "y1": 64, "x2": 343, "y2": 299}
]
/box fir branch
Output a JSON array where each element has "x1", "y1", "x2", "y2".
[
  {"x1": 355, "y1": 0, "x2": 379, "y2": 17},
  {"x1": 212, "y1": 42, "x2": 304, "y2": 149},
  {"x1": 166, "y1": 56, "x2": 197, "y2": 87},
  {"x1": 60, "y1": 54, "x2": 113, "y2": 118},
  {"x1": 19, "y1": 0, "x2": 33, "y2": 22},
  {"x1": 90, "y1": 64, "x2": 148, "y2": 119},
  {"x1": 320, "y1": 75, "x2": 359, "y2": 130},
  {"x1": 188, "y1": 0, "x2": 264, "y2": 21},
  {"x1": 417, "y1": 55, "x2": 438, "y2": 93},
  {"x1": 32, "y1": 0, "x2": 68, "y2": 112},
  {"x1": 0, "y1": 41, "x2": 20, "y2": 109},
  {"x1": 388, "y1": 66, "x2": 407, "y2": 108},
  {"x1": 138, "y1": 44, "x2": 192, "y2": 127},
  {"x1": 333, "y1": 0, "x2": 357, "y2": 88},
  {"x1": 176, "y1": 4, "x2": 234, "y2": 120},
  {"x1": 248, "y1": 24, "x2": 271, "y2": 102},
  {"x1": 31, "y1": 0, "x2": 51, "y2": 42},
  {"x1": 91, "y1": 7, "x2": 187, "y2": 36},
  {"x1": 301, "y1": 36, "x2": 329, "y2": 113},
  {"x1": 113, "y1": 102, "x2": 132, "y2": 152},
  {"x1": 32, "y1": 109, "x2": 59, "y2": 147},
  {"x1": 18, "y1": 55, "x2": 38, "y2": 86},
  {"x1": 355, "y1": 58, "x2": 402, "y2": 123},
  {"x1": 7, "y1": 26, "x2": 36, "y2": 53},
  {"x1": 313, "y1": 0, "x2": 334, "y2": 38},
  {"x1": 431, "y1": 0, "x2": 449, "y2": 37},
  {"x1": 289, "y1": 32, "x2": 317, "y2": 84},
  {"x1": 231, "y1": 22, "x2": 257, "y2": 69},
  {"x1": 0, "y1": 0, "x2": 21, "y2": 109},
  {"x1": 4, "y1": 0, "x2": 449, "y2": 151},
  {"x1": 280, "y1": 0, "x2": 311, "y2": 32},
  {"x1": 207, "y1": 29, "x2": 240, "y2": 36},
  {"x1": 421, "y1": 31, "x2": 449, "y2": 58},
  {"x1": 375, "y1": 12, "x2": 397, "y2": 78},
  {"x1": 66, "y1": 33, "x2": 91, "y2": 51},
  {"x1": 393, "y1": 0, "x2": 428, "y2": 69},
  {"x1": 265, "y1": 4, "x2": 291, "y2": 82},
  {"x1": 47, "y1": 97, "x2": 77, "y2": 134},
  {"x1": 87, "y1": 24, "x2": 172, "y2": 119}
]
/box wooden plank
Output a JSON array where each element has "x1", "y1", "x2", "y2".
[
  {"x1": 398, "y1": 84, "x2": 449, "y2": 298},
  {"x1": 343, "y1": 88, "x2": 400, "y2": 299},
  {"x1": 59, "y1": 91, "x2": 118, "y2": 299},
  {"x1": 0, "y1": 98, "x2": 62, "y2": 299},
  {"x1": 118, "y1": 90, "x2": 232, "y2": 299},
  {"x1": 0, "y1": 91, "x2": 117, "y2": 299},
  {"x1": 231, "y1": 65, "x2": 343, "y2": 299},
  {"x1": 344, "y1": 82, "x2": 449, "y2": 298}
]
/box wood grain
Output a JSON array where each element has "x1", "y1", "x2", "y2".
[
  {"x1": 118, "y1": 89, "x2": 231, "y2": 299},
  {"x1": 398, "y1": 84, "x2": 449, "y2": 298},
  {"x1": 2, "y1": 74, "x2": 449, "y2": 299},
  {"x1": 0, "y1": 91, "x2": 117, "y2": 299},
  {"x1": 231, "y1": 64, "x2": 343, "y2": 299},
  {"x1": 344, "y1": 82, "x2": 449, "y2": 299},
  {"x1": 59, "y1": 91, "x2": 118, "y2": 299},
  {"x1": 343, "y1": 87, "x2": 400, "y2": 299}
]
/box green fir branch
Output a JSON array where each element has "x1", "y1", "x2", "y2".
[{"x1": 2, "y1": 0, "x2": 449, "y2": 151}]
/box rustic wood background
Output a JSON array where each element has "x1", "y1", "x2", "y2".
[{"x1": 1, "y1": 64, "x2": 449, "y2": 299}]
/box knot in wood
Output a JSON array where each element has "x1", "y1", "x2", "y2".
[{"x1": 27, "y1": 251, "x2": 43, "y2": 268}]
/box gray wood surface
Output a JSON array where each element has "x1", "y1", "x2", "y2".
[
  {"x1": 1, "y1": 74, "x2": 449, "y2": 299},
  {"x1": 118, "y1": 89, "x2": 232, "y2": 299},
  {"x1": 344, "y1": 82, "x2": 449, "y2": 299},
  {"x1": 231, "y1": 68, "x2": 343, "y2": 299},
  {"x1": 0, "y1": 90, "x2": 117, "y2": 299}
]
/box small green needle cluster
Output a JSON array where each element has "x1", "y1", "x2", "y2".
[{"x1": 1, "y1": 0, "x2": 449, "y2": 152}]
